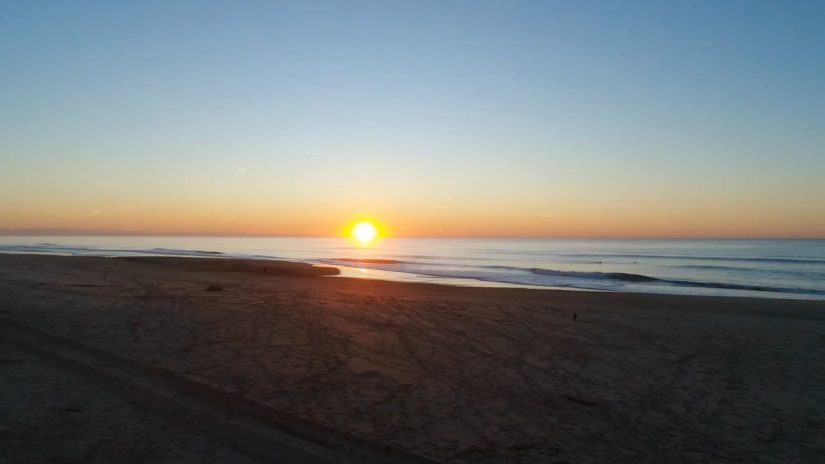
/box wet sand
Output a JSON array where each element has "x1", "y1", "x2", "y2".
[{"x1": 1, "y1": 254, "x2": 824, "y2": 463}]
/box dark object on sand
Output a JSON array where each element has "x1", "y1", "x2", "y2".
[
  {"x1": 206, "y1": 284, "x2": 223, "y2": 291},
  {"x1": 573, "y1": 313, "x2": 578, "y2": 321},
  {"x1": 563, "y1": 395, "x2": 596, "y2": 406}
]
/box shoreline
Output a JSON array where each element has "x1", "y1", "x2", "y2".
[
  {"x1": 2, "y1": 253, "x2": 824, "y2": 463},
  {"x1": 2, "y1": 251, "x2": 824, "y2": 302}
]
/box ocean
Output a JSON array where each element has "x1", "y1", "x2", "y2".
[{"x1": 1, "y1": 236, "x2": 823, "y2": 300}]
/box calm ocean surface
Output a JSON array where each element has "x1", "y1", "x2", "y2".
[{"x1": 1, "y1": 236, "x2": 824, "y2": 300}]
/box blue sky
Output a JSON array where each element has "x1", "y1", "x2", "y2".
[{"x1": 1, "y1": 1, "x2": 823, "y2": 236}]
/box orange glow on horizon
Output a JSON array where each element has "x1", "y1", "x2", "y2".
[{"x1": 3, "y1": 200, "x2": 825, "y2": 239}]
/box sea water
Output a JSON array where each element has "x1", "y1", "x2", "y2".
[{"x1": 1, "y1": 236, "x2": 823, "y2": 300}]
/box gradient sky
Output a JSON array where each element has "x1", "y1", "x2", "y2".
[{"x1": 1, "y1": 0, "x2": 823, "y2": 237}]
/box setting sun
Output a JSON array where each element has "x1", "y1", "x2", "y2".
[{"x1": 351, "y1": 221, "x2": 377, "y2": 245}]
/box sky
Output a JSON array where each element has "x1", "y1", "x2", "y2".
[{"x1": 1, "y1": 0, "x2": 823, "y2": 238}]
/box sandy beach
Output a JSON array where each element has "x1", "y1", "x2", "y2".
[{"x1": 1, "y1": 254, "x2": 824, "y2": 463}]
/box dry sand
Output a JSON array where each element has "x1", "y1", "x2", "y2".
[
  {"x1": 0, "y1": 342, "x2": 255, "y2": 464},
  {"x1": 1, "y1": 254, "x2": 824, "y2": 463}
]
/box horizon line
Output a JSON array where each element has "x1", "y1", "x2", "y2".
[{"x1": 1, "y1": 229, "x2": 823, "y2": 240}]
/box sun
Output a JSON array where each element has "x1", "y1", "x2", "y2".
[{"x1": 351, "y1": 221, "x2": 377, "y2": 245}]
